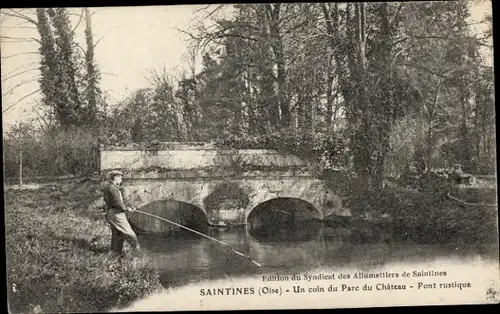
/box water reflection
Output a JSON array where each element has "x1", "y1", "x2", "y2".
[
  {"x1": 138, "y1": 219, "x2": 497, "y2": 290},
  {"x1": 132, "y1": 198, "x2": 497, "y2": 289}
]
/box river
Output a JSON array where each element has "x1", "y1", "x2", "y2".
[
  {"x1": 112, "y1": 219, "x2": 500, "y2": 312},
  {"x1": 135, "y1": 222, "x2": 499, "y2": 290}
]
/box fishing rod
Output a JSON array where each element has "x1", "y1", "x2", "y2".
[{"x1": 133, "y1": 209, "x2": 262, "y2": 267}]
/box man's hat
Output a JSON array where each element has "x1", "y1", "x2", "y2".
[{"x1": 108, "y1": 170, "x2": 124, "y2": 179}]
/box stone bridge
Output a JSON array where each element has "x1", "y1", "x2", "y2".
[{"x1": 99, "y1": 142, "x2": 351, "y2": 233}]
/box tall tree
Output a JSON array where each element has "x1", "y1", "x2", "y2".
[
  {"x1": 35, "y1": 9, "x2": 59, "y2": 125},
  {"x1": 48, "y1": 8, "x2": 85, "y2": 126},
  {"x1": 84, "y1": 7, "x2": 101, "y2": 127},
  {"x1": 35, "y1": 8, "x2": 87, "y2": 128}
]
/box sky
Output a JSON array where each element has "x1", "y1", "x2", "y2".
[{"x1": 0, "y1": 2, "x2": 494, "y2": 132}]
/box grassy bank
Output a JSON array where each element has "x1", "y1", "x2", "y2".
[{"x1": 5, "y1": 181, "x2": 164, "y2": 313}]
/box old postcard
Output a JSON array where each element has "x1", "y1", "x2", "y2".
[{"x1": 2, "y1": 2, "x2": 498, "y2": 313}]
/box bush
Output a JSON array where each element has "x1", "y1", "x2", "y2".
[
  {"x1": 385, "y1": 182, "x2": 496, "y2": 244},
  {"x1": 4, "y1": 126, "x2": 100, "y2": 180},
  {"x1": 109, "y1": 263, "x2": 163, "y2": 306},
  {"x1": 327, "y1": 173, "x2": 498, "y2": 245},
  {"x1": 215, "y1": 129, "x2": 350, "y2": 173}
]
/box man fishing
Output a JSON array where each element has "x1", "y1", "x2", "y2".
[
  {"x1": 101, "y1": 170, "x2": 261, "y2": 266},
  {"x1": 103, "y1": 170, "x2": 141, "y2": 257}
]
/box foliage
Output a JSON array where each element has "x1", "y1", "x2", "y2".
[
  {"x1": 3, "y1": 124, "x2": 99, "y2": 179},
  {"x1": 342, "y1": 177, "x2": 498, "y2": 245},
  {"x1": 391, "y1": 184, "x2": 498, "y2": 244},
  {"x1": 108, "y1": 265, "x2": 162, "y2": 306},
  {"x1": 203, "y1": 182, "x2": 250, "y2": 212},
  {"x1": 36, "y1": 8, "x2": 90, "y2": 127},
  {"x1": 215, "y1": 129, "x2": 350, "y2": 172},
  {"x1": 178, "y1": 2, "x2": 494, "y2": 186},
  {"x1": 4, "y1": 3, "x2": 496, "y2": 189}
]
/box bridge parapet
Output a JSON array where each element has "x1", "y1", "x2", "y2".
[
  {"x1": 99, "y1": 142, "x2": 310, "y2": 175},
  {"x1": 118, "y1": 169, "x2": 315, "y2": 180}
]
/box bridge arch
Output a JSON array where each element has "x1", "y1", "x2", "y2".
[
  {"x1": 246, "y1": 197, "x2": 323, "y2": 241},
  {"x1": 247, "y1": 197, "x2": 322, "y2": 220},
  {"x1": 128, "y1": 199, "x2": 209, "y2": 235}
]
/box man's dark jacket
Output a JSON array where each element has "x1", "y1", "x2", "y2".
[{"x1": 103, "y1": 182, "x2": 128, "y2": 212}]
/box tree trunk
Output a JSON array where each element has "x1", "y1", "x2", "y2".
[
  {"x1": 426, "y1": 120, "x2": 433, "y2": 184},
  {"x1": 370, "y1": 3, "x2": 393, "y2": 191},
  {"x1": 326, "y1": 55, "x2": 335, "y2": 130},
  {"x1": 351, "y1": 2, "x2": 372, "y2": 188},
  {"x1": 262, "y1": 4, "x2": 286, "y2": 130},
  {"x1": 355, "y1": 3, "x2": 367, "y2": 74},
  {"x1": 85, "y1": 8, "x2": 97, "y2": 126},
  {"x1": 19, "y1": 149, "x2": 23, "y2": 187},
  {"x1": 297, "y1": 92, "x2": 304, "y2": 130}
]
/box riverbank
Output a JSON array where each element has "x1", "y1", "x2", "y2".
[
  {"x1": 5, "y1": 181, "x2": 164, "y2": 313},
  {"x1": 325, "y1": 174, "x2": 499, "y2": 245}
]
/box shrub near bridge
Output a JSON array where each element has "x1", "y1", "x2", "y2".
[
  {"x1": 215, "y1": 129, "x2": 350, "y2": 173},
  {"x1": 5, "y1": 181, "x2": 163, "y2": 313},
  {"x1": 334, "y1": 172, "x2": 498, "y2": 246}
]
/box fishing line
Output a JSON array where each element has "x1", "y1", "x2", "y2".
[{"x1": 133, "y1": 209, "x2": 262, "y2": 267}]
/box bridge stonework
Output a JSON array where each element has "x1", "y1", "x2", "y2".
[{"x1": 99, "y1": 142, "x2": 351, "y2": 230}]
